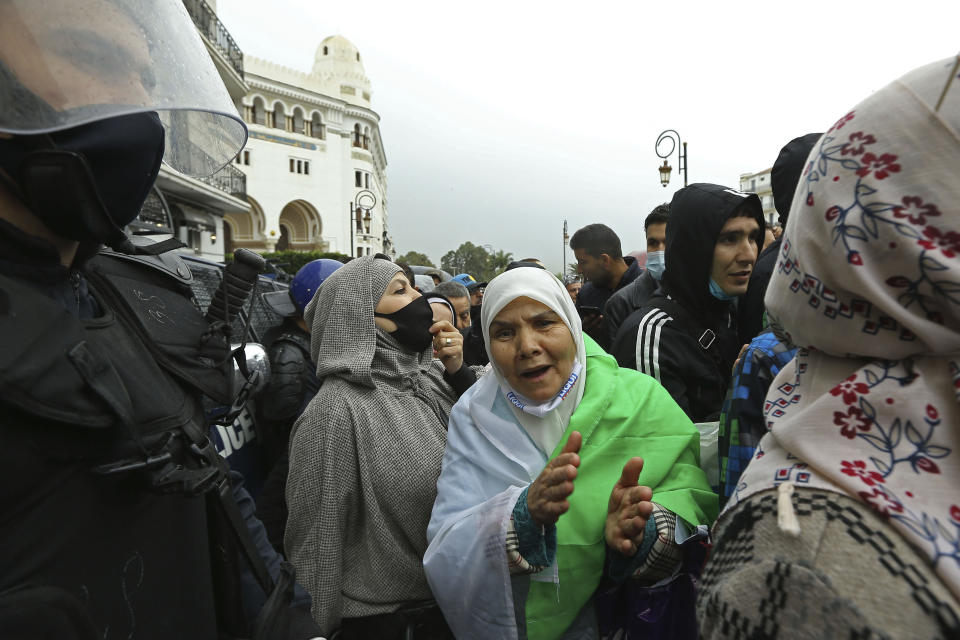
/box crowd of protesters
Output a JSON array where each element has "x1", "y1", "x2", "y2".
[
  {"x1": 0, "y1": 2, "x2": 958, "y2": 637},
  {"x1": 247, "y1": 53, "x2": 960, "y2": 639}
]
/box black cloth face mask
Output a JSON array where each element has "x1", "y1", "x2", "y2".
[
  {"x1": 375, "y1": 295, "x2": 434, "y2": 353},
  {"x1": 0, "y1": 111, "x2": 165, "y2": 248}
]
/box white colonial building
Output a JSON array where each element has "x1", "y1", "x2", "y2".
[
  {"x1": 225, "y1": 35, "x2": 392, "y2": 258},
  {"x1": 739, "y1": 168, "x2": 777, "y2": 226}
]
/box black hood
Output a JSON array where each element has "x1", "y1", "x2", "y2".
[
  {"x1": 661, "y1": 182, "x2": 764, "y2": 320},
  {"x1": 771, "y1": 132, "x2": 822, "y2": 225}
]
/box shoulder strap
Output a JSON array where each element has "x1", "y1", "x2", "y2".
[{"x1": 651, "y1": 295, "x2": 727, "y2": 375}]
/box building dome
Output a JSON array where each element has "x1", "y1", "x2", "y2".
[{"x1": 312, "y1": 35, "x2": 371, "y2": 107}]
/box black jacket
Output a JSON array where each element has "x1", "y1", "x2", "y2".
[
  {"x1": 577, "y1": 255, "x2": 642, "y2": 350},
  {"x1": 604, "y1": 269, "x2": 659, "y2": 347},
  {"x1": 611, "y1": 183, "x2": 764, "y2": 423},
  {"x1": 258, "y1": 320, "x2": 318, "y2": 465},
  {"x1": 0, "y1": 221, "x2": 320, "y2": 639},
  {"x1": 737, "y1": 238, "x2": 780, "y2": 344},
  {"x1": 254, "y1": 320, "x2": 318, "y2": 551}
]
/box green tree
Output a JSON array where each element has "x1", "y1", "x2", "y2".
[
  {"x1": 396, "y1": 250, "x2": 435, "y2": 267},
  {"x1": 487, "y1": 249, "x2": 514, "y2": 279},
  {"x1": 242, "y1": 249, "x2": 351, "y2": 280},
  {"x1": 441, "y1": 242, "x2": 491, "y2": 279}
]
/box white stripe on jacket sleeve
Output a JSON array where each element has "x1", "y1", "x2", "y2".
[{"x1": 636, "y1": 309, "x2": 670, "y2": 383}]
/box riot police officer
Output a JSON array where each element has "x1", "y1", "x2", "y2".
[{"x1": 0, "y1": 1, "x2": 321, "y2": 638}]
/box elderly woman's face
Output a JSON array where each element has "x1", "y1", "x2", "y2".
[
  {"x1": 374, "y1": 273, "x2": 421, "y2": 332},
  {"x1": 489, "y1": 297, "x2": 577, "y2": 403}
]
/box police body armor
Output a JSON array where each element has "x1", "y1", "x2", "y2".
[{"x1": 0, "y1": 249, "x2": 255, "y2": 639}]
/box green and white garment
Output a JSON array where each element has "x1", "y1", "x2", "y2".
[{"x1": 425, "y1": 267, "x2": 717, "y2": 640}]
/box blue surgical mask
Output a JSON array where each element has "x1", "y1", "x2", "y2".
[
  {"x1": 646, "y1": 251, "x2": 665, "y2": 281},
  {"x1": 709, "y1": 278, "x2": 737, "y2": 301}
]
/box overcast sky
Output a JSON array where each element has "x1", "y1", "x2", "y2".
[{"x1": 218, "y1": 0, "x2": 959, "y2": 273}]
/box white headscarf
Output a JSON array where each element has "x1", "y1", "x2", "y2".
[{"x1": 479, "y1": 267, "x2": 587, "y2": 454}]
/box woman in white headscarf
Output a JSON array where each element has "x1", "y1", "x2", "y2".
[
  {"x1": 425, "y1": 266, "x2": 716, "y2": 639},
  {"x1": 697, "y1": 57, "x2": 960, "y2": 638},
  {"x1": 285, "y1": 256, "x2": 476, "y2": 638}
]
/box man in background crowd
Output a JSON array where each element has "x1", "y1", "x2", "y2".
[
  {"x1": 605, "y1": 203, "x2": 670, "y2": 344},
  {"x1": 434, "y1": 280, "x2": 472, "y2": 329},
  {"x1": 570, "y1": 223, "x2": 642, "y2": 349},
  {"x1": 612, "y1": 184, "x2": 764, "y2": 423}
]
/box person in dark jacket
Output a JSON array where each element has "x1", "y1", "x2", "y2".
[
  {"x1": 611, "y1": 184, "x2": 764, "y2": 423},
  {"x1": 605, "y1": 203, "x2": 670, "y2": 344},
  {"x1": 256, "y1": 258, "x2": 342, "y2": 552},
  {"x1": 570, "y1": 223, "x2": 642, "y2": 350},
  {"x1": 737, "y1": 133, "x2": 822, "y2": 344}
]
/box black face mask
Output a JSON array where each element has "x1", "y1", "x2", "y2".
[
  {"x1": 0, "y1": 111, "x2": 165, "y2": 248},
  {"x1": 375, "y1": 295, "x2": 434, "y2": 353}
]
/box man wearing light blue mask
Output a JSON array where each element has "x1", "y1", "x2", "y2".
[
  {"x1": 611, "y1": 184, "x2": 765, "y2": 423},
  {"x1": 605, "y1": 203, "x2": 670, "y2": 344}
]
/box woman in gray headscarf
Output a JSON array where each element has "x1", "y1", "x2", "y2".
[{"x1": 285, "y1": 256, "x2": 474, "y2": 638}]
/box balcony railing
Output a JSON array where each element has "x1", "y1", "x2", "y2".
[
  {"x1": 200, "y1": 162, "x2": 247, "y2": 198},
  {"x1": 183, "y1": 0, "x2": 244, "y2": 77}
]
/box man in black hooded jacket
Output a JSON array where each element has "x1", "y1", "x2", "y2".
[{"x1": 611, "y1": 183, "x2": 764, "y2": 423}]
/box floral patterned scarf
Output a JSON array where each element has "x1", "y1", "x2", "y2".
[{"x1": 725, "y1": 56, "x2": 960, "y2": 601}]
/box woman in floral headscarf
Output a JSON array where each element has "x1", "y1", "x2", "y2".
[{"x1": 697, "y1": 57, "x2": 960, "y2": 638}]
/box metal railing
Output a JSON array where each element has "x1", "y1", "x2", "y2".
[
  {"x1": 200, "y1": 162, "x2": 247, "y2": 198},
  {"x1": 182, "y1": 0, "x2": 244, "y2": 77}
]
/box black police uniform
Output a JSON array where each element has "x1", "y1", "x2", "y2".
[{"x1": 0, "y1": 223, "x2": 319, "y2": 639}]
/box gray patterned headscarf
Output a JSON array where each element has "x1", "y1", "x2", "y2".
[{"x1": 305, "y1": 256, "x2": 409, "y2": 386}]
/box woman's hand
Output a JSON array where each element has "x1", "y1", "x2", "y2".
[
  {"x1": 430, "y1": 320, "x2": 463, "y2": 374},
  {"x1": 527, "y1": 431, "x2": 582, "y2": 527},
  {"x1": 605, "y1": 457, "x2": 654, "y2": 557}
]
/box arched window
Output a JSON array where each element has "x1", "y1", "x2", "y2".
[
  {"x1": 292, "y1": 107, "x2": 305, "y2": 135},
  {"x1": 310, "y1": 112, "x2": 325, "y2": 140},
  {"x1": 356, "y1": 52, "x2": 360, "y2": 61},
  {"x1": 273, "y1": 102, "x2": 287, "y2": 131},
  {"x1": 362, "y1": 125, "x2": 370, "y2": 150},
  {"x1": 353, "y1": 123, "x2": 361, "y2": 148},
  {"x1": 323, "y1": 46, "x2": 328, "y2": 55},
  {"x1": 252, "y1": 97, "x2": 266, "y2": 126}
]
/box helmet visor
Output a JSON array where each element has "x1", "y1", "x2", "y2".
[{"x1": 0, "y1": 0, "x2": 247, "y2": 177}]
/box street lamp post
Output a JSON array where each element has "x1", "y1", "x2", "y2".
[
  {"x1": 351, "y1": 189, "x2": 377, "y2": 257},
  {"x1": 562, "y1": 219, "x2": 569, "y2": 278},
  {"x1": 655, "y1": 129, "x2": 688, "y2": 188}
]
